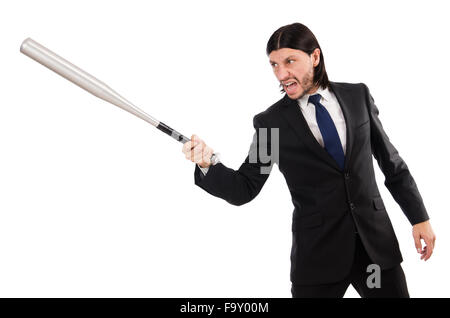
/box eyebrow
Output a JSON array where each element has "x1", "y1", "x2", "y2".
[{"x1": 269, "y1": 55, "x2": 296, "y2": 64}]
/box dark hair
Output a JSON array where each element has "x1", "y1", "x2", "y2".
[{"x1": 266, "y1": 23, "x2": 329, "y2": 91}]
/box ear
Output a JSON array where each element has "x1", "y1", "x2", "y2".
[{"x1": 311, "y1": 48, "x2": 321, "y2": 67}]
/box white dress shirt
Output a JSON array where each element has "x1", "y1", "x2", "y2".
[
  {"x1": 199, "y1": 86, "x2": 346, "y2": 176},
  {"x1": 298, "y1": 86, "x2": 347, "y2": 154},
  {"x1": 198, "y1": 154, "x2": 219, "y2": 175}
]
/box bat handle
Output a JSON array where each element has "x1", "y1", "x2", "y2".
[{"x1": 155, "y1": 121, "x2": 220, "y2": 165}]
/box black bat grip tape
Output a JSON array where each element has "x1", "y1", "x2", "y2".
[
  {"x1": 156, "y1": 121, "x2": 190, "y2": 143},
  {"x1": 156, "y1": 121, "x2": 219, "y2": 165}
]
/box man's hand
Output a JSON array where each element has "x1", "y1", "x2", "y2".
[
  {"x1": 412, "y1": 220, "x2": 436, "y2": 261},
  {"x1": 182, "y1": 134, "x2": 214, "y2": 168}
]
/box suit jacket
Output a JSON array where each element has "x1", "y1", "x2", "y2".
[{"x1": 194, "y1": 81, "x2": 429, "y2": 285}]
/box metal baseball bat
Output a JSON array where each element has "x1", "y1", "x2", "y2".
[{"x1": 20, "y1": 38, "x2": 218, "y2": 164}]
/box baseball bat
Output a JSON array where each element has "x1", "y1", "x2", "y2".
[{"x1": 20, "y1": 38, "x2": 218, "y2": 164}]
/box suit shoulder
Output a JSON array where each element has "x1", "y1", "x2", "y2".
[
  {"x1": 331, "y1": 81, "x2": 367, "y2": 90},
  {"x1": 330, "y1": 81, "x2": 371, "y2": 99}
]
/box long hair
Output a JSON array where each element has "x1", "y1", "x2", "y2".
[{"x1": 266, "y1": 23, "x2": 330, "y2": 91}]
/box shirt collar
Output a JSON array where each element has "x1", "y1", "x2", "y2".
[{"x1": 297, "y1": 86, "x2": 332, "y2": 111}]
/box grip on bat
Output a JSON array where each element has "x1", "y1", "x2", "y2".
[{"x1": 156, "y1": 121, "x2": 219, "y2": 165}]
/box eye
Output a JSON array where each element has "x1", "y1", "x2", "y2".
[
  {"x1": 288, "y1": 59, "x2": 295, "y2": 64},
  {"x1": 271, "y1": 63, "x2": 278, "y2": 68}
]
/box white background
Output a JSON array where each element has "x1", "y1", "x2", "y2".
[{"x1": 0, "y1": 0, "x2": 448, "y2": 297}]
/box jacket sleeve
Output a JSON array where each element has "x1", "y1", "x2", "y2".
[
  {"x1": 362, "y1": 83, "x2": 429, "y2": 225},
  {"x1": 193, "y1": 115, "x2": 274, "y2": 206}
]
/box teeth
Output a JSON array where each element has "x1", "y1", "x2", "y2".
[{"x1": 285, "y1": 82, "x2": 295, "y2": 87}]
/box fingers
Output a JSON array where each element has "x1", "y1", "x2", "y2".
[
  {"x1": 202, "y1": 145, "x2": 214, "y2": 164},
  {"x1": 181, "y1": 134, "x2": 213, "y2": 166},
  {"x1": 420, "y1": 245, "x2": 432, "y2": 261},
  {"x1": 182, "y1": 134, "x2": 200, "y2": 154},
  {"x1": 413, "y1": 231, "x2": 422, "y2": 254},
  {"x1": 421, "y1": 236, "x2": 435, "y2": 261},
  {"x1": 413, "y1": 230, "x2": 436, "y2": 261},
  {"x1": 412, "y1": 221, "x2": 437, "y2": 261},
  {"x1": 182, "y1": 140, "x2": 192, "y2": 154},
  {"x1": 182, "y1": 135, "x2": 201, "y2": 157},
  {"x1": 189, "y1": 146, "x2": 206, "y2": 162}
]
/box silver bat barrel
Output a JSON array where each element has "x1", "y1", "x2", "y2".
[{"x1": 20, "y1": 38, "x2": 218, "y2": 163}]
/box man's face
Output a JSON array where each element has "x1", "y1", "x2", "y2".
[{"x1": 269, "y1": 48, "x2": 320, "y2": 99}]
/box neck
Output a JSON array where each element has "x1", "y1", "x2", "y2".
[{"x1": 308, "y1": 84, "x2": 320, "y2": 95}]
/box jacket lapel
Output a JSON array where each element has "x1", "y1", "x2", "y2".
[
  {"x1": 280, "y1": 81, "x2": 356, "y2": 172},
  {"x1": 329, "y1": 82, "x2": 355, "y2": 171}
]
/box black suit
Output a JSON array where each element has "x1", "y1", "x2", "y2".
[{"x1": 194, "y1": 81, "x2": 429, "y2": 286}]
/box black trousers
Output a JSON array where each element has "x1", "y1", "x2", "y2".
[{"x1": 291, "y1": 233, "x2": 410, "y2": 298}]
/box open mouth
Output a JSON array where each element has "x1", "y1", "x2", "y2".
[{"x1": 284, "y1": 81, "x2": 298, "y2": 94}]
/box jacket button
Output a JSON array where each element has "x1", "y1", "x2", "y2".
[
  {"x1": 344, "y1": 172, "x2": 350, "y2": 179},
  {"x1": 349, "y1": 203, "x2": 355, "y2": 210}
]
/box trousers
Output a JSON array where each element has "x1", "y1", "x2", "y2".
[{"x1": 291, "y1": 233, "x2": 410, "y2": 298}]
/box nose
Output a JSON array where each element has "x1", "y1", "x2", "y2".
[{"x1": 274, "y1": 65, "x2": 291, "y2": 83}]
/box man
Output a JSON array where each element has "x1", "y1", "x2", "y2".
[{"x1": 182, "y1": 23, "x2": 436, "y2": 298}]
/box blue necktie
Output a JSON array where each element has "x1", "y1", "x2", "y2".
[{"x1": 308, "y1": 94, "x2": 345, "y2": 170}]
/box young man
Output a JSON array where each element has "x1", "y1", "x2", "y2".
[{"x1": 182, "y1": 23, "x2": 436, "y2": 298}]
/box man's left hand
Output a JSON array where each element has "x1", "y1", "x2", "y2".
[{"x1": 412, "y1": 220, "x2": 436, "y2": 261}]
